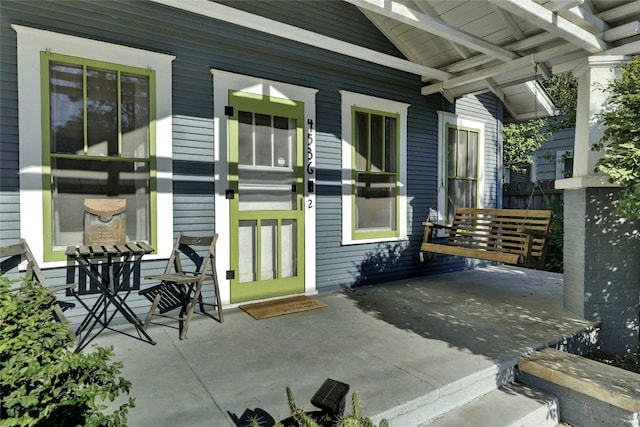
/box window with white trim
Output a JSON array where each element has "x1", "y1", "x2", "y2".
[
  {"x1": 340, "y1": 91, "x2": 408, "y2": 244},
  {"x1": 13, "y1": 25, "x2": 175, "y2": 264},
  {"x1": 437, "y1": 111, "x2": 484, "y2": 226}
]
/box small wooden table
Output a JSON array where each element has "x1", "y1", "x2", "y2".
[{"x1": 66, "y1": 242, "x2": 156, "y2": 352}]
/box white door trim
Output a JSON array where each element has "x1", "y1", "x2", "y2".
[{"x1": 210, "y1": 69, "x2": 318, "y2": 304}]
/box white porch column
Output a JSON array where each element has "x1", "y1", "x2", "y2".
[
  {"x1": 572, "y1": 56, "x2": 626, "y2": 181},
  {"x1": 556, "y1": 55, "x2": 640, "y2": 356}
]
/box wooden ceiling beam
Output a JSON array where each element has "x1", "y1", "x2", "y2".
[
  {"x1": 489, "y1": 0, "x2": 607, "y2": 53},
  {"x1": 344, "y1": 0, "x2": 518, "y2": 62},
  {"x1": 422, "y1": 44, "x2": 577, "y2": 96}
]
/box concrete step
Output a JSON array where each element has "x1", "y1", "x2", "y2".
[
  {"x1": 373, "y1": 361, "x2": 518, "y2": 426},
  {"x1": 372, "y1": 325, "x2": 599, "y2": 427},
  {"x1": 518, "y1": 347, "x2": 640, "y2": 427},
  {"x1": 424, "y1": 382, "x2": 559, "y2": 427}
]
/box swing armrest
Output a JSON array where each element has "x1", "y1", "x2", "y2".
[
  {"x1": 516, "y1": 227, "x2": 552, "y2": 239},
  {"x1": 422, "y1": 222, "x2": 452, "y2": 230},
  {"x1": 422, "y1": 222, "x2": 451, "y2": 245}
]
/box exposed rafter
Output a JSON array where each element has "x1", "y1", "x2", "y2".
[
  {"x1": 547, "y1": 0, "x2": 584, "y2": 12},
  {"x1": 422, "y1": 45, "x2": 578, "y2": 96},
  {"x1": 558, "y1": 5, "x2": 607, "y2": 32},
  {"x1": 603, "y1": 21, "x2": 640, "y2": 42},
  {"x1": 488, "y1": 0, "x2": 608, "y2": 53},
  {"x1": 492, "y1": 4, "x2": 525, "y2": 41},
  {"x1": 408, "y1": 0, "x2": 473, "y2": 60},
  {"x1": 486, "y1": 78, "x2": 519, "y2": 120},
  {"x1": 598, "y1": 0, "x2": 640, "y2": 22},
  {"x1": 344, "y1": 0, "x2": 519, "y2": 62}
]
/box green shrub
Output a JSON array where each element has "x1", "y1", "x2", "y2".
[
  {"x1": 0, "y1": 276, "x2": 134, "y2": 427},
  {"x1": 593, "y1": 55, "x2": 640, "y2": 219},
  {"x1": 544, "y1": 200, "x2": 564, "y2": 273}
]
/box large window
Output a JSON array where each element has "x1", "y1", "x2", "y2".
[
  {"x1": 340, "y1": 91, "x2": 408, "y2": 244},
  {"x1": 353, "y1": 109, "x2": 398, "y2": 237},
  {"x1": 446, "y1": 125, "x2": 479, "y2": 223},
  {"x1": 14, "y1": 25, "x2": 174, "y2": 264},
  {"x1": 437, "y1": 111, "x2": 484, "y2": 228},
  {"x1": 45, "y1": 55, "x2": 153, "y2": 249}
]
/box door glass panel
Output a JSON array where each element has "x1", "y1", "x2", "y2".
[
  {"x1": 281, "y1": 219, "x2": 297, "y2": 278},
  {"x1": 238, "y1": 111, "x2": 253, "y2": 166},
  {"x1": 239, "y1": 220, "x2": 257, "y2": 283},
  {"x1": 238, "y1": 112, "x2": 297, "y2": 211},
  {"x1": 274, "y1": 117, "x2": 295, "y2": 168},
  {"x1": 261, "y1": 220, "x2": 277, "y2": 281},
  {"x1": 255, "y1": 113, "x2": 272, "y2": 167}
]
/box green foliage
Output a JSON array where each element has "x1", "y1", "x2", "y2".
[
  {"x1": 0, "y1": 276, "x2": 134, "y2": 427},
  {"x1": 593, "y1": 55, "x2": 640, "y2": 219},
  {"x1": 544, "y1": 200, "x2": 564, "y2": 273},
  {"x1": 503, "y1": 73, "x2": 578, "y2": 177},
  {"x1": 276, "y1": 387, "x2": 388, "y2": 427},
  {"x1": 542, "y1": 73, "x2": 578, "y2": 131},
  {"x1": 503, "y1": 118, "x2": 550, "y2": 174}
]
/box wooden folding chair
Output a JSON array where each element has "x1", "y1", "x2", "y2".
[
  {"x1": 142, "y1": 233, "x2": 223, "y2": 339},
  {"x1": 0, "y1": 239, "x2": 77, "y2": 340}
]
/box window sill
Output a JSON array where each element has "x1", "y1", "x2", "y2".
[{"x1": 341, "y1": 235, "x2": 408, "y2": 246}]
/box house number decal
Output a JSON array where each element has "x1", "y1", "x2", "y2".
[{"x1": 307, "y1": 119, "x2": 314, "y2": 209}]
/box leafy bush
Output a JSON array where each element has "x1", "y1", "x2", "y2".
[
  {"x1": 542, "y1": 73, "x2": 578, "y2": 131},
  {"x1": 0, "y1": 276, "x2": 134, "y2": 427},
  {"x1": 593, "y1": 55, "x2": 640, "y2": 219},
  {"x1": 544, "y1": 200, "x2": 564, "y2": 273},
  {"x1": 503, "y1": 119, "x2": 550, "y2": 175}
]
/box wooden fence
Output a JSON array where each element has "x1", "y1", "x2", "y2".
[{"x1": 502, "y1": 180, "x2": 563, "y2": 210}]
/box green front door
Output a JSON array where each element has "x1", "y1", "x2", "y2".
[{"x1": 228, "y1": 91, "x2": 305, "y2": 303}]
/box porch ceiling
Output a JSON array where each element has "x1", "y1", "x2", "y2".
[
  {"x1": 352, "y1": 0, "x2": 640, "y2": 121},
  {"x1": 155, "y1": 0, "x2": 640, "y2": 121}
]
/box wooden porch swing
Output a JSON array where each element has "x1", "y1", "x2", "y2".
[
  {"x1": 421, "y1": 62, "x2": 554, "y2": 270},
  {"x1": 420, "y1": 207, "x2": 553, "y2": 270}
]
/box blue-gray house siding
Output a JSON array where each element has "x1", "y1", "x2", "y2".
[
  {"x1": 0, "y1": 0, "x2": 503, "y2": 324},
  {"x1": 533, "y1": 128, "x2": 575, "y2": 181}
]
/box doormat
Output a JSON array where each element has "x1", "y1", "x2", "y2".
[{"x1": 239, "y1": 295, "x2": 327, "y2": 320}]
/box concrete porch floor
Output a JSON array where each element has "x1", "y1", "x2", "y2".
[{"x1": 93, "y1": 265, "x2": 596, "y2": 426}]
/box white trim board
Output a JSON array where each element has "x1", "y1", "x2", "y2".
[
  {"x1": 150, "y1": 0, "x2": 449, "y2": 80},
  {"x1": 210, "y1": 68, "x2": 318, "y2": 304},
  {"x1": 340, "y1": 90, "x2": 409, "y2": 245},
  {"x1": 12, "y1": 24, "x2": 175, "y2": 266}
]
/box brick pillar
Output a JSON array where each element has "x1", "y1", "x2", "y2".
[
  {"x1": 563, "y1": 188, "x2": 639, "y2": 355},
  {"x1": 557, "y1": 56, "x2": 640, "y2": 357}
]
